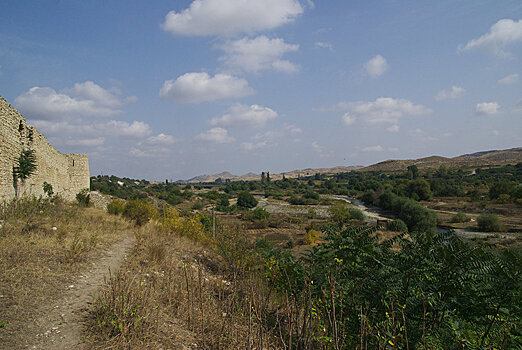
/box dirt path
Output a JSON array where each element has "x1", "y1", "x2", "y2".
[{"x1": 21, "y1": 234, "x2": 135, "y2": 349}]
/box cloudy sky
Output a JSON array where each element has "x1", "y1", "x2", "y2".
[{"x1": 1, "y1": 1, "x2": 521, "y2": 180}]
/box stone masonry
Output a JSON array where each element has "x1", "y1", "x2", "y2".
[{"x1": 0, "y1": 96, "x2": 90, "y2": 202}]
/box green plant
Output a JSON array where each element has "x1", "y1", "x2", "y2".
[
  {"x1": 477, "y1": 213, "x2": 502, "y2": 232},
  {"x1": 304, "y1": 229, "x2": 320, "y2": 245},
  {"x1": 123, "y1": 199, "x2": 157, "y2": 226},
  {"x1": 387, "y1": 219, "x2": 408, "y2": 232},
  {"x1": 348, "y1": 207, "x2": 365, "y2": 221},
  {"x1": 42, "y1": 182, "x2": 54, "y2": 197},
  {"x1": 452, "y1": 211, "x2": 469, "y2": 223},
  {"x1": 191, "y1": 202, "x2": 204, "y2": 211},
  {"x1": 107, "y1": 199, "x2": 125, "y2": 215},
  {"x1": 252, "y1": 207, "x2": 270, "y2": 221},
  {"x1": 13, "y1": 149, "x2": 37, "y2": 181},
  {"x1": 76, "y1": 188, "x2": 91, "y2": 207},
  {"x1": 237, "y1": 191, "x2": 258, "y2": 209}
]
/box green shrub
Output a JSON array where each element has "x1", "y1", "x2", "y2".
[
  {"x1": 304, "y1": 229, "x2": 320, "y2": 245},
  {"x1": 42, "y1": 182, "x2": 54, "y2": 197},
  {"x1": 451, "y1": 211, "x2": 469, "y2": 223},
  {"x1": 387, "y1": 219, "x2": 408, "y2": 233},
  {"x1": 107, "y1": 199, "x2": 125, "y2": 215},
  {"x1": 328, "y1": 204, "x2": 350, "y2": 224},
  {"x1": 123, "y1": 199, "x2": 157, "y2": 226},
  {"x1": 477, "y1": 214, "x2": 502, "y2": 232},
  {"x1": 252, "y1": 207, "x2": 270, "y2": 221},
  {"x1": 191, "y1": 202, "x2": 204, "y2": 211},
  {"x1": 348, "y1": 207, "x2": 365, "y2": 221},
  {"x1": 237, "y1": 191, "x2": 258, "y2": 209},
  {"x1": 76, "y1": 189, "x2": 90, "y2": 207}
]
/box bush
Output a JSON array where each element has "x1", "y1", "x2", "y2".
[
  {"x1": 252, "y1": 207, "x2": 270, "y2": 221},
  {"x1": 191, "y1": 202, "x2": 204, "y2": 211},
  {"x1": 348, "y1": 207, "x2": 365, "y2": 221},
  {"x1": 477, "y1": 214, "x2": 502, "y2": 232},
  {"x1": 329, "y1": 204, "x2": 350, "y2": 224},
  {"x1": 387, "y1": 219, "x2": 408, "y2": 233},
  {"x1": 304, "y1": 229, "x2": 320, "y2": 245},
  {"x1": 122, "y1": 199, "x2": 157, "y2": 226},
  {"x1": 237, "y1": 191, "x2": 258, "y2": 209},
  {"x1": 107, "y1": 199, "x2": 125, "y2": 215},
  {"x1": 76, "y1": 189, "x2": 90, "y2": 207},
  {"x1": 451, "y1": 211, "x2": 469, "y2": 223}
]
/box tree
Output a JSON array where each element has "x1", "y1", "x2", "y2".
[
  {"x1": 407, "y1": 165, "x2": 419, "y2": 179},
  {"x1": 266, "y1": 171, "x2": 270, "y2": 183},
  {"x1": 477, "y1": 214, "x2": 502, "y2": 232},
  {"x1": 261, "y1": 172, "x2": 266, "y2": 184},
  {"x1": 13, "y1": 149, "x2": 37, "y2": 197},
  {"x1": 237, "y1": 191, "x2": 258, "y2": 208}
]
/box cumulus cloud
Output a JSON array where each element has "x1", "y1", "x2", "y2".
[
  {"x1": 218, "y1": 36, "x2": 299, "y2": 73},
  {"x1": 364, "y1": 54, "x2": 388, "y2": 78},
  {"x1": 459, "y1": 19, "x2": 522, "y2": 55},
  {"x1": 435, "y1": 86, "x2": 466, "y2": 101},
  {"x1": 337, "y1": 97, "x2": 431, "y2": 125},
  {"x1": 161, "y1": 0, "x2": 303, "y2": 36},
  {"x1": 254, "y1": 123, "x2": 302, "y2": 140},
  {"x1": 209, "y1": 103, "x2": 278, "y2": 128},
  {"x1": 498, "y1": 73, "x2": 519, "y2": 84},
  {"x1": 159, "y1": 72, "x2": 253, "y2": 103},
  {"x1": 387, "y1": 124, "x2": 400, "y2": 132},
  {"x1": 195, "y1": 127, "x2": 235, "y2": 143},
  {"x1": 32, "y1": 119, "x2": 152, "y2": 139},
  {"x1": 476, "y1": 102, "x2": 500, "y2": 115},
  {"x1": 362, "y1": 145, "x2": 383, "y2": 152},
  {"x1": 314, "y1": 41, "x2": 333, "y2": 51},
  {"x1": 14, "y1": 81, "x2": 132, "y2": 120},
  {"x1": 146, "y1": 133, "x2": 176, "y2": 145},
  {"x1": 65, "y1": 137, "x2": 105, "y2": 147},
  {"x1": 242, "y1": 141, "x2": 268, "y2": 150}
]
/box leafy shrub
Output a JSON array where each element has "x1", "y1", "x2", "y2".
[
  {"x1": 122, "y1": 199, "x2": 157, "y2": 226},
  {"x1": 237, "y1": 191, "x2": 258, "y2": 208},
  {"x1": 348, "y1": 207, "x2": 365, "y2": 221},
  {"x1": 42, "y1": 182, "x2": 54, "y2": 197},
  {"x1": 76, "y1": 189, "x2": 90, "y2": 207},
  {"x1": 252, "y1": 207, "x2": 270, "y2": 221},
  {"x1": 304, "y1": 229, "x2": 320, "y2": 245},
  {"x1": 387, "y1": 219, "x2": 408, "y2": 233},
  {"x1": 451, "y1": 211, "x2": 469, "y2": 223},
  {"x1": 328, "y1": 204, "x2": 350, "y2": 224},
  {"x1": 477, "y1": 214, "x2": 502, "y2": 232},
  {"x1": 191, "y1": 202, "x2": 204, "y2": 211},
  {"x1": 107, "y1": 199, "x2": 125, "y2": 215}
]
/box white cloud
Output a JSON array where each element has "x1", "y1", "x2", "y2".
[
  {"x1": 161, "y1": 0, "x2": 303, "y2": 36},
  {"x1": 312, "y1": 141, "x2": 324, "y2": 153},
  {"x1": 254, "y1": 123, "x2": 302, "y2": 140},
  {"x1": 338, "y1": 97, "x2": 431, "y2": 125},
  {"x1": 147, "y1": 133, "x2": 176, "y2": 145},
  {"x1": 387, "y1": 124, "x2": 400, "y2": 132},
  {"x1": 435, "y1": 86, "x2": 466, "y2": 101},
  {"x1": 476, "y1": 102, "x2": 500, "y2": 115},
  {"x1": 498, "y1": 73, "x2": 519, "y2": 84},
  {"x1": 362, "y1": 145, "x2": 383, "y2": 152},
  {"x1": 32, "y1": 119, "x2": 152, "y2": 139},
  {"x1": 15, "y1": 82, "x2": 131, "y2": 120},
  {"x1": 159, "y1": 72, "x2": 253, "y2": 103},
  {"x1": 218, "y1": 36, "x2": 299, "y2": 73},
  {"x1": 159, "y1": 73, "x2": 254, "y2": 103},
  {"x1": 195, "y1": 127, "x2": 235, "y2": 143},
  {"x1": 314, "y1": 41, "x2": 333, "y2": 51},
  {"x1": 242, "y1": 141, "x2": 268, "y2": 150},
  {"x1": 388, "y1": 147, "x2": 399, "y2": 153},
  {"x1": 65, "y1": 137, "x2": 105, "y2": 147},
  {"x1": 342, "y1": 113, "x2": 356, "y2": 125},
  {"x1": 364, "y1": 54, "x2": 388, "y2": 78},
  {"x1": 459, "y1": 19, "x2": 522, "y2": 55},
  {"x1": 209, "y1": 103, "x2": 278, "y2": 128}
]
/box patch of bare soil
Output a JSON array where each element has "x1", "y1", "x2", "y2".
[{"x1": 4, "y1": 234, "x2": 134, "y2": 349}]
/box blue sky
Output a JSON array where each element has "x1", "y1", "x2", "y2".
[{"x1": 1, "y1": 0, "x2": 521, "y2": 180}]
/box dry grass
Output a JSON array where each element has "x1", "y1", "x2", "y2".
[
  {"x1": 85, "y1": 221, "x2": 280, "y2": 349},
  {"x1": 0, "y1": 197, "x2": 132, "y2": 344}
]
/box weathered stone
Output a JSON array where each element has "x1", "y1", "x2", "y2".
[{"x1": 0, "y1": 96, "x2": 90, "y2": 202}]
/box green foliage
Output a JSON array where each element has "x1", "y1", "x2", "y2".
[
  {"x1": 304, "y1": 229, "x2": 320, "y2": 245},
  {"x1": 252, "y1": 207, "x2": 270, "y2": 221},
  {"x1": 42, "y1": 182, "x2": 53, "y2": 197},
  {"x1": 191, "y1": 202, "x2": 204, "y2": 211},
  {"x1": 13, "y1": 149, "x2": 37, "y2": 181},
  {"x1": 348, "y1": 207, "x2": 365, "y2": 221},
  {"x1": 237, "y1": 191, "x2": 258, "y2": 208},
  {"x1": 328, "y1": 203, "x2": 350, "y2": 224},
  {"x1": 387, "y1": 219, "x2": 408, "y2": 232},
  {"x1": 477, "y1": 213, "x2": 502, "y2": 232},
  {"x1": 452, "y1": 211, "x2": 469, "y2": 223},
  {"x1": 107, "y1": 199, "x2": 125, "y2": 215},
  {"x1": 76, "y1": 189, "x2": 91, "y2": 207},
  {"x1": 122, "y1": 199, "x2": 157, "y2": 226}
]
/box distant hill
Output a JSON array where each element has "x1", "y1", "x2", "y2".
[
  {"x1": 177, "y1": 147, "x2": 521, "y2": 183},
  {"x1": 360, "y1": 147, "x2": 522, "y2": 172}
]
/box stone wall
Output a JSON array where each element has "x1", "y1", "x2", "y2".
[{"x1": 0, "y1": 96, "x2": 90, "y2": 202}]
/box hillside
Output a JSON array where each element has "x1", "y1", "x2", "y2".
[{"x1": 360, "y1": 147, "x2": 522, "y2": 172}]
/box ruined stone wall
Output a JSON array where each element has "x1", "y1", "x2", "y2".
[{"x1": 0, "y1": 96, "x2": 90, "y2": 202}]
